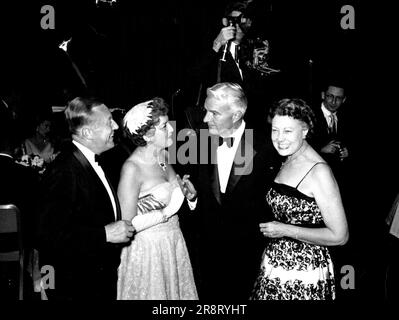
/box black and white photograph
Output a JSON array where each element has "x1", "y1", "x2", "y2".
[{"x1": 0, "y1": 0, "x2": 396, "y2": 310}]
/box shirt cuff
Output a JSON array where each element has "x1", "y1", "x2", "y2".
[{"x1": 187, "y1": 197, "x2": 197, "y2": 210}]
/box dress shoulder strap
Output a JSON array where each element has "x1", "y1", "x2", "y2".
[{"x1": 295, "y1": 162, "x2": 325, "y2": 189}]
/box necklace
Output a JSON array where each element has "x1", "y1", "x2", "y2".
[
  {"x1": 158, "y1": 160, "x2": 166, "y2": 172},
  {"x1": 157, "y1": 153, "x2": 167, "y2": 172}
]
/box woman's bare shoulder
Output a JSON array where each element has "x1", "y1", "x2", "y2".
[
  {"x1": 308, "y1": 161, "x2": 337, "y2": 188},
  {"x1": 121, "y1": 155, "x2": 143, "y2": 176}
]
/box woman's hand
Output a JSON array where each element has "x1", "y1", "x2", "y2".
[
  {"x1": 259, "y1": 221, "x2": 286, "y2": 238},
  {"x1": 177, "y1": 174, "x2": 197, "y2": 201}
]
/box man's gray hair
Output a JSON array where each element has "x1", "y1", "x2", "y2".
[
  {"x1": 64, "y1": 97, "x2": 103, "y2": 135},
  {"x1": 206, "y1": 82, "x2": 247, "y2": 115}
]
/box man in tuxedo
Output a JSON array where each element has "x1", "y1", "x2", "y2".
[
  {"x1": 36, "y1": 97, "x2": 134, "y2": 300},
  {"x1": 188, "y1": 82, "x2": 279, "y2": 300},
  {"x1": 193, "y1": 1, "x2": 251, "y2": 90}
]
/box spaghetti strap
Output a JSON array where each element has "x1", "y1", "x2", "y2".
[{"x1": 295, "y1": 162, "x2": 325, "y2": 189}]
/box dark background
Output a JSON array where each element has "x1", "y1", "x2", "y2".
[
  {"x1": 2, "y1": 0, "x2": 366, "y2": 109},
  {"x1": 1, "y1": 0, "x2": 397, "y2": 300}
]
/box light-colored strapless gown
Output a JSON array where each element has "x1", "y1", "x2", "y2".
[{"x1": 117, "y1": 180, "x2": 198, "y2": 300}]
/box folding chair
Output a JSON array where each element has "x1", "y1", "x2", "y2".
[{"x1": 0, "y1": 204, "x2": 24, "y2": 300}]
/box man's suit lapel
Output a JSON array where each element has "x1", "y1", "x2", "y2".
[
  {"x1": 226, "y1": 131, "x2": 256, "y2": 194},
  {"x1": 71, "y1": 144, "x2": 121, "y2": 220},
  {"x1": 228, "y1": 51, "x2": 244, "y2": 82},
  {"x1": 217, "y1": 51, "x2": 243, "y2": 85},
  {"x1": 210, "y1": 162, "x2": 222, "y2": 205},
  {"x1": 209, "y1": 137, "x2": 222, "y2": 205}
]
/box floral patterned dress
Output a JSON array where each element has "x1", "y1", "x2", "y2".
[{"x1": 251, "y1": 179, "x2": 335, "y2": 300}]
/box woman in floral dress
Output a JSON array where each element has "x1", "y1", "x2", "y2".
[{"x1": 251, "y1": 98, "x2": 349, "y2": 300}]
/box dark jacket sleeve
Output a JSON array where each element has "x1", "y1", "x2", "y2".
[{"x1": 36, "y1": 164, "x2": 107, "y2": 257}]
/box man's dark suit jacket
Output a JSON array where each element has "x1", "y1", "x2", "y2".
[
  {"x1": 310, "y1": 103, "x2": 356, "y2": 245},
  {"x1": 184, "y1": 47, "x2": 246, "y2": 128},
  {"x1": 191, "y1": 127, "x2": 280, "y2": 299},
  {"x1": 196, "y1": 47, "x2": 245, "y2": 93},
  {"x1": 36, "y1": 143, "x2": 122, "y2": 300},
  {"x1": 310, "y1": 104, "x2": 353, "y2": 183}
]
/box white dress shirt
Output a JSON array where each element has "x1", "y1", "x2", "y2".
[
  {"x1": 217, "y1": 120, "x2": 245, "y2": 193},
  {"x1": 321, "y1": 103, "x2": 338, "y2": 131},
  {"x1": 229, "y1": 42, "x2": 243, "y2": 80},
  {"x1": 72, "y1": 140, "x2": 117, "y2": 219}
]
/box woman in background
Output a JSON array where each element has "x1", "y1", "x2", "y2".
[{"x1": 22, "y1": 113, "x2": 57, "y2": 163}]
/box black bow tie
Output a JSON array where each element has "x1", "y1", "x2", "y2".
[
  {"x1": 218, "y1": 136, "x2": 234, "y2": 148},
  {"x1": 94, "y1": 154, "x2": 103, "y2": 166}
]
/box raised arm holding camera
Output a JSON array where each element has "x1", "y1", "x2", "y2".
[{"x1": 184, "y1": 1, "x2": 280, "y2": 134}]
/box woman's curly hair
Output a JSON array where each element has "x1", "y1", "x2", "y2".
[
  {"x1": 124, "y1": 97, "x2": 169, "y2": 147},
  {"x1": 268, "y1": 98, "x2": 316, "y2": 137}
]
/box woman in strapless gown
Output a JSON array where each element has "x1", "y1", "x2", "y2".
[{"x1": 116, "y1": 98, "x2": 198, "y2": 300}]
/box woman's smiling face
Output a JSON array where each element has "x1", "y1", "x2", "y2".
[{"x1": 271, "y1": 115, "x2": 308, "y2": 156}]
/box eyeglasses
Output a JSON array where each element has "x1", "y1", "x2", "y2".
[{"x1": 325, "y1": 93, "x2": 345, "y2": 103}]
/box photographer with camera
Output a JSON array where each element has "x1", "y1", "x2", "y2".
[
  {"x1": 184, "y1": 1, "x2": 280, "y2": 134},
  {"x1": 212, "y1": 3, "x2": 252, "y2": 72},
  {"x1": 207, "y1": 1, "x2": 253, "y2": 89}
]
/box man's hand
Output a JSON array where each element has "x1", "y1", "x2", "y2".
[
  {"x1": 212, "y1": 26, "x2": 236, "y2": 52},
  {"x1": 321, "y1": 140, "x2": 340, "y2": 154},
  {"x1": 338, "y1": 145, "x2": 349, "y2": 161},
  {"x1": 105, "y1": 220, "x2": 135, "y2": 243},
  {"x1": 177, "y1": 174, "x2": 197, "y2": 201},
  {"x1": 321, "y1": 140, "x2": 349, "y2": 161}
]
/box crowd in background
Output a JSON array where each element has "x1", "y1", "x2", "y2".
[{"x1": 0, "y1": 0, "x2": 396, "y2": 302}]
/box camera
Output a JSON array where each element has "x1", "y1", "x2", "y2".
[{"x1": 226, "y1": 14, "x2": 243, "y2": 26}]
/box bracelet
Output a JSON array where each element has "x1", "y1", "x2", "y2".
[{"x1": 161, "y1": 211, "x2": 168, "y2": 222}]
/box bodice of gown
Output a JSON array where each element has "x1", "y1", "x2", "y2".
[
  {"x1": 265, "y1": 182, "x2": 329, "y2": 270},
  {"x1": 266, "y1": 182, "x2": 325, "y2": 227},
  {"x1": 136, "y1": 179, "x2": 182, "y2": 234}
]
